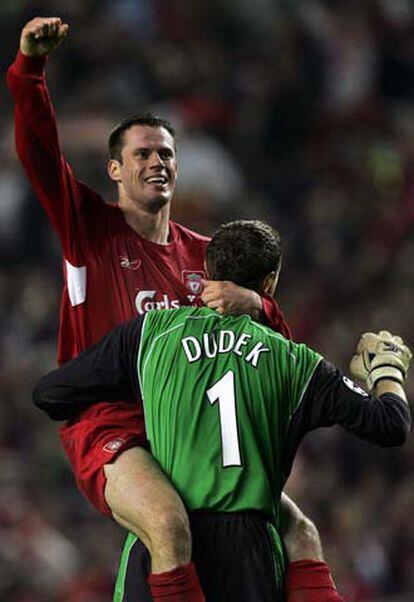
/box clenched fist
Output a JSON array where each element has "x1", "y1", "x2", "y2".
[
  {"x1": 350, "y1": 330, "x2": 412, "y2": 391},
  {"x1": 20, "y1": 17, "x2": 69, "y2": 58}
]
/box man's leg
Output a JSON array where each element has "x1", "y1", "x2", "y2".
[
  {"x1": 281, "y1": 494, "x2": 345, "y2": 602},
  {"x1": 60, "y1": 404, "x2": 204, "y2": 602},
  {"x1": 105, "y1": 447, "x2": 205, "y2": 602}
]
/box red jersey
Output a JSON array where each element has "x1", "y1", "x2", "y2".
[
  {"x1": 7, "y1": 52, "x2": 210, "y2": 364},
  {"x1": 7, "y1": 51, "x2": 289, "y2": 364}
]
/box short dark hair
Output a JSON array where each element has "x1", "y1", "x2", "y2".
[
  {"x1": 206, "y1": 220, "x2": 282, "y2": 292},
  {"x1": 108, "y1": 113, "x2": 176, "y2": 162}
]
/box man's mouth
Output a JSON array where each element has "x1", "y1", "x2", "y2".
[{"x1": 145, "y1": 175, "x2": 169, "y2": 186}]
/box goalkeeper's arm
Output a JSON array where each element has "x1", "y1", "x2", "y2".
[{"x1": 282, "y1": 329, "x2": 411, "y2": 464}]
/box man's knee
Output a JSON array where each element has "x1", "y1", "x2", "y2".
[
  {"x1": 281, "y1": 494, "x2": 323, "y2": 562},
  {"x1": 113, "y1": 504, "x2": 191, "y2": 557},
  {"x1": 150, "y1": 507, "x2": 191, "y2": 556},
  {"x1": 291, "y1": 515, "x2": 322, "y2": 558},
  {"x1": 104, "y1": 446, "x2": 192, "y2": 568}
]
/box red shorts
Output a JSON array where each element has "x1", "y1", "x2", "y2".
[{"x1": 60, "y1": 401, "x2": 149, "y2": 517}]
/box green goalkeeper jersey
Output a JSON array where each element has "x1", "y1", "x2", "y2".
[
  {"x1": 35, "y1": 303, "x2": 410, "y2": 601},
  {"x1": 137, "y1": 306, "x2": 321, "y2": 520}
]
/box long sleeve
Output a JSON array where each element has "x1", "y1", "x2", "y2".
[
  {"x1": 33, "y1": 317, "x2": 145, "y2": 420},
  {"x1": 282, "y1": 359, "x2": 411, "y2": 479},
  {"x1": 6, "y1": 51, "x2": 102, "y2": 263}
]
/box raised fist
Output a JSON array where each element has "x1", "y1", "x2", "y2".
[
  {"x1": 20, "y1": 17, "x2": 69, "y2": 58},
  {"x1": 350, "y1": 330, "x2": 412, "y2": 391}
]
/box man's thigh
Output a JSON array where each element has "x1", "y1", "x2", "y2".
[{"x1": 59, "y1": 401, "x2": 148, "y2": 516}]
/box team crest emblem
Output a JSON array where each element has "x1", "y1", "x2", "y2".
[
  {"x1": 182, "y1": 270, "x2": 204, "y2": 294},
  {"x1": 342, "y1": 376, "x2": 369, "y2": 397},
  {"x1": 103, "y1": 438, "x2": 126, "y2": 453}
]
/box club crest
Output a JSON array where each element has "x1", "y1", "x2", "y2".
[
  {"x1": 182, "y1": 270, "x2": 204, "y2": 294},
  {"x1": 103, "y1": 437, "x2": 126, "y2": 453}
]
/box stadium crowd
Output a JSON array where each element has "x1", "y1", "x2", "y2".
[{"x1": 0, "y1": 0, "x2": 413, "y2": 600}]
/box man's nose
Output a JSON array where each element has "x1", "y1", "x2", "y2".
[{"x1": 148, "y1": 152, "x2": 164, "y2": 168}]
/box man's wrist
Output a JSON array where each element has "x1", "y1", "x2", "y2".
[
  {"x1": 374, "y1": 379, "x2": 407, "y2": 401},
  {"x1": 14, "y1": 49, "x2": 46, "y2": 76}
]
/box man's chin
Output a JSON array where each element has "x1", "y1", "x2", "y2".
[{"x1": 145, "y1": 194, "x2": 171, "y2": 214}]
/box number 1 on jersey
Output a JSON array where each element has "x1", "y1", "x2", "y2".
[{"x1": 206, "y1": 370, "x2": 242, "y2": 467}]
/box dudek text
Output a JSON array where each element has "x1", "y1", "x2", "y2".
[{"x1": 181, "y1": 331, "x2": 270, "y2": 368}]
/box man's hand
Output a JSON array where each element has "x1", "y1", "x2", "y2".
[
  {"x1": 350, "y1": 330, "x2": 412, "y2": 391},
  {"x1": 201, "y1": 280, "x2": 262, "y2": 320},
  {"x1": 20, "y1": 17, "x2": 69, "y2": 58}
]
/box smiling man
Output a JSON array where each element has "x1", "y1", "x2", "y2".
[{"x1": 107, "y1": 115, "x2": 178, "y2": 234}]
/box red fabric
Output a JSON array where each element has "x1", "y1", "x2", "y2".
[
  {"x1": 7, "y1": 54, "x2": 210, "y2": 366},
  {"x1": 7, "y1": 51, "x2": 209, "y2": 514},
  {"x1": 60, "y1": 402, "x2": 149, "y2": 516},
  {"x1": 148, "y1": 562, "x2": 205, "y2": 601},
  {"x1": 7, "y1": 51, "x2": 291, "y2": 516},
  {"x1": 285, "y1": 561, "x2": 345, "y2": 602},
  {"x1": 262, "y1": 294, "x2": 292, "y2": 339}
]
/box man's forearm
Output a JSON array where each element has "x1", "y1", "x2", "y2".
[{"x1": 375, "y1": 379, "x2": 408, "y2": 403}]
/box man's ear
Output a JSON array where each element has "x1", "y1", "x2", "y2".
[
  {"x1": 262, "y1": 268, "x2": 280, "y2": 298},
  {"x1": 108, "y1": 159, "x2": 122, "y2": 182}
]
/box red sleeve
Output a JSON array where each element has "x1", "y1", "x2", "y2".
[
  {"x1": 261, "y1": 295, "x2": 292, "y2": 340},
  {"x1": 6, "y1": 51, "x2": 97, "y2": 264}
]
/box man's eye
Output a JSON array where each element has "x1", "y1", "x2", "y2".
[{"x1": 160, "y1": 150, "x2": 173, "y2": 160}]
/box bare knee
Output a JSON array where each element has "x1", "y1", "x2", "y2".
[
  {"x1": 104, "y1": 447, "x2": 192, "y2": 571},
  {"x1": 290, "y1": 515, "x2": 322, "y2": 560},
  {"x1": 113, "y1": 504, "x2": 191, "y2": 565},
  {"x1": 150, "y1": 507, "x2": 191, "y2": 559},
  {"x1": 281, "y1": 494, "x2": 324, "y2": 562}
]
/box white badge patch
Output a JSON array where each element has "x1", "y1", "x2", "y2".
[
  {"x1": 65, "y1": 259, "x2": 87, "y2": 306},
  {"x1": 103, "y1": 438, "x2": 126, "y2": 453},
  {"x1": 343, "y1": 376, "x2": 369, "y2": 397}
]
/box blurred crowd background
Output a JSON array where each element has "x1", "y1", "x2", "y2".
[{"x1": 1, "y1": 0, "x2": 414, "y2": 600}]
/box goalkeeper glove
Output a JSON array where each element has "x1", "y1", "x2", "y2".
[{"x1": 350, "y1": 330, "x2": 412, "y2": 391}]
